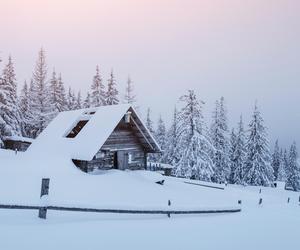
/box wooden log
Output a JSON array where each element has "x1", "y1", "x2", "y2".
[{"x1": 184, "y1": 181, "x2": 225, "y2": 190}]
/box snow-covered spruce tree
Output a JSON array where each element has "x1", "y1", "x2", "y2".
[
  {"x1": 124, "y1": 76, "x2": 136, "y2": 104},
  {"x1": 75, "y1": 91, "x2": 82, "y2": 109},
  {"x1": 277, "y1": 149, "x2": 287, "y2": 182},
  {"x1": 83, "y1": 92, "x2": 92, "y2": 108},
  {"x1": 49, "y1": 70, "x2": 67, "y2": 118},
  {"x1": 229, "y1": 128, "x2": 237, "y2": 183},
  {"x1": 56, "y1": 73, "x2": 67, "y2": 111},
  {"x1": 106, "y1": 70, "x2": 119, "y2": 105},
  {"x1": 30, "y1": 48, "x2": 51, "y2": 137},
  {"x1": 67, "y1": 87, "x2": 77, "y2": 110},
  {"x1": 145, "y1": 107, "x2": 155, "y2": 162},
  {"x1": 145, "y1": 108, "x2": 155, "y2": 134},
  {"x1": 244, "y1": 104, "x2": 274, "y2": 186},
  {"x1": 232, "y1": 116, "x2": 247, "y2": 185},
  {"x1": 175, "y1": 90, "x2": 214, "y2": 181},
  {"x1": 210, "y1": 97, "x2": 230, "y2": 183},
  {"x1": 19, "y1": 81, "x2": 34, "y2": 137},
  {"x1": 91, "y1": 65, "x2": 105, "y2": 107},
  {"x1": 0, "y1": 56, "x2": 21, "y2": 136},
  {"x1": 164, "y1": 106, "x2": 181, "y2": 166},
  {"x1": 287, "y1": 142, "x2": 300, "y2": 191},
  {"x1": 271, "y1": 140, "x2": 281, "y2": 180},
  {"x1": 154, "y1": 115, "x2": 167, "y2": 162}
]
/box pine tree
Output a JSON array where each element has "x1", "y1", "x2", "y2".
[
  {"x1": 84, "y1": 92, "x2": 92, "y2": 108},
  {"x1": 67, "y1": 87, "x2": 77, "y2": 110},
  {"x1": 232, "y1": 116, "x2": 247, "y2": 185},
  {"x1": 244, "y1": 104, "x2": 274, "y2": 186},
  {"x1": 30, "y1": 48, "x2": 51, "y2": 137},
  {"x1": 106, "y1": 70, "x2": 119, "y2": 105},
  {"x1": 164, "y1": 106, "x2": 181, "y2": 165},
  {"x1": 229, "y1": 128, "x2": 237, "y2": 183},
  {"x1": 56, "y1": 73, "x2": 67, "y2": 111},
  {"x1": 75, "y1": 91, "x2": 82, "y2": 109},
  {"x1": 49, "y1": 70, "x2": 60, "y2": 118},
  {"x1": 210, "y1": 97, "x2": 230, "y2": 183},
  {"x1": 271, "y1": 140, "x2": 281, "y2": 180},
  {"x1": 19, "y1": 81, "x2": 34, "y2": 137},
  {"x1": 90, "y1": 65, "x2": 105, "y2": 107},
  {"x1": 145, "y1": 108, "x2": 155, "y2": 162},
  {"x1": 277, "y1": 149, "x2": 287, "y2": 182},
  {"x1": 175, "y1": 90, "x2": 214, "y2": 181},
  {"x1": 146, "y1": 108, "x2": 155, "y2": 134},
  {"x1": 155, "y1": 115, "x2": 167, "y2": 162},
  {"x1": 124, "y1": 76, "x2": 136, "y2": 104},
  {"x1": 0, "y1": 56, "x2": 21, "y2": 137},
  {"x1": 287, "y1": 142, "x2": 300, "y2": 191}
]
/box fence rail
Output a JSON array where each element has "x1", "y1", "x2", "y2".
[{"x1": 0, "y1": 204, "x2": 241, "y2": 215}]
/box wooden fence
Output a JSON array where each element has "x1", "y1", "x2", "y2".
[{"x1": 0, "y1": 178, "x2": 241, "y2": 219}]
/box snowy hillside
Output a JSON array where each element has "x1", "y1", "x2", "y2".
[{"x1": 0, "y1": 148, "x2": 299, "y2": 250}]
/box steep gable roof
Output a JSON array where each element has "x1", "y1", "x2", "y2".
[{"x1": 27, "y1": 104, "x2": 161, "y2": 161}]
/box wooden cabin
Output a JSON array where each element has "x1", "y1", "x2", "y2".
[
  {"x1": 2, "y1": 136, "x2": 33, "y2": 152},
  {"x1": 28, "y1": 104, "x2": 161, "y2": 173}
]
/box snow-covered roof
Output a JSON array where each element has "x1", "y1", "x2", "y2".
[
  {"x1": 3, "y1": 135, "x2": 34, "y2": 143},
  {"x1": 27, "y1": 104, "x2": 161, "y2": 161}
]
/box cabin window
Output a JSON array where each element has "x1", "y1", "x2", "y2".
[
  {"x1": 84, "y1": 111, "x2": 96, "y2": 115},
  {"x1": 65, "y1": 120, "x2": 89, "y2": 138}
]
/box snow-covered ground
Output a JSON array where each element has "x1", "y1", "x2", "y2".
[{"x1": 0, "y1": 149, "x2": 299, "y2": 250}]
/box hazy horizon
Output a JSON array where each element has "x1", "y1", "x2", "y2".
[{"x1": 0, "y1": 0, "x2": 299, "y2": 151}]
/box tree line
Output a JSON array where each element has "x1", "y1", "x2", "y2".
[
  {"x1": 0, "y1": 49, "x2": 299, "y2": 191},
  {"x1": 0, "y1": 48, "x2": 135, "y2": 140},
  {"x1": 147, "y1": 91, "x2": 300, "y2": 191}
]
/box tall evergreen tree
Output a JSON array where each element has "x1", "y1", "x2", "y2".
[
  {"x1": 56, "y1": 73, "x2": 67, "y2": 111},
  {"x1": 155, "y1": 115, "x2": 167, "y2": 162},
  {"x1": 210, "y1": 97, "x2": 230, "y2": 183},
  {"x1": 84, "y1": 92, "x2": 92, "y2": 108},
  {"x1": 175, "y1": 90, "x2": 214, "y2": 181},
  {"x1": 124, "y1": 76, "x2": 136, "y2": 104},
  {"x1": 271, "y1": 140, "x2": 281, "y2": 180},
  {"x1": 244, "y1": 104, "x2": 274, "y2": 186},
  {"x1": 67, "y1": 87, "x2": 77, "y2": 110},
  {"x1": 0, "y1": 56, "x2": 21, "y2": 136},
  {"x1": 164, "y1": 106, "x2": 181, "y2": 165},
  {"x1": 19, "y1": 81, "x2": 34, "y2": 137},
  {"x1": 30, "y1": 48, "x2": 51, "y2": 137},
  {"x1": 229, "y1": 128, "x2": 237, "y2": 183},
  {"x1": 287, "y1": 142, "x2": 300, "y2": 191},
  {"x1": 145, "y1": 107, "x2": 155, "y2": 162},
  {"x1": 231, "y1": 116, "x2": 247, "y2": 184},
  {"x1": 75, "y1": 91, "x2": 82, "y2": 109},
  {"x1": 277, "y1": 149, "x2": 287, "y2": 182},
  {"x1": 106, "y1": 70, "x2": 119, "y2": 105},
  {"x1": 90, "y1": 65, "x2": 105, "y2": 107},
  {"x1": 146, "y1": 108, "x2": 155, "y2": 134}
]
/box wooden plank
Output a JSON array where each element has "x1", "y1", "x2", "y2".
[{"x1": 184, "y1": 181, "x2": 225, "y2": 190}]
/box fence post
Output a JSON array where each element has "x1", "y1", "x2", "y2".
[
  {"x1": 167, "y1": 200, "x2": 171, "y2": 218},
  {"x1": 259, "y1": 198, "x2": 263, "y2": 205},
  {"x1": 259, "y1": 188, "x2": 262, "y2": 194},
  {"x1": 39, "y1": 178, "x2": 50, "y2": 219},
  {"x1": 287, "y1": 197, "x2": 290, "y2": 203}
]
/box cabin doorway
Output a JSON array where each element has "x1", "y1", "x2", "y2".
[{"x1": 116, "y1": 151, "x2": 128, "y2": 170}]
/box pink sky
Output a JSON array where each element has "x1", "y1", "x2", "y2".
[{"x1": 0, "y1": 0, "x2": 299, "y2": 149}]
